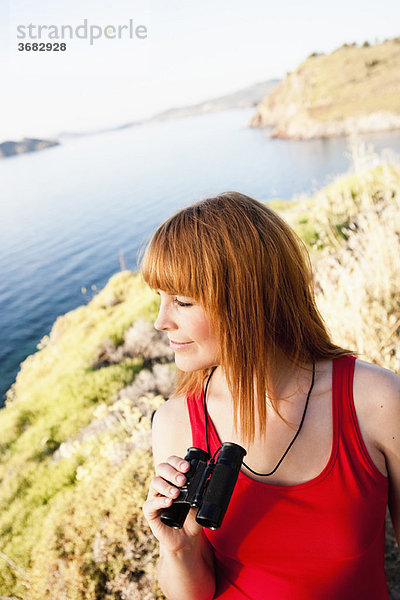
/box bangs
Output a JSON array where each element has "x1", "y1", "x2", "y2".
[{"x1": 140, "y1": 211, "x2": 205, "y2": 301}]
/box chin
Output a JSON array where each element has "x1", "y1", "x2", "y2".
[
  {"x1": 174, "y1": 355, "x2": 217, "y2": 373},
  {"x1": 174, "y1": 359, "x2": 203, "y2": 373}
]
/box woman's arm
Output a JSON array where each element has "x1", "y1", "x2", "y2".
[
  {"x1": 157, "y1": 530, "x2": 216, "y2": 600},
  {"x1": 376, "y1": 372, "x2": 400, "y2": 546},
  {"x1": 354, "y1": 362, "x2": 400, "y2": 546},
  {"x1": 143, "y1": 397, "x2": 216, "y2": 600}
]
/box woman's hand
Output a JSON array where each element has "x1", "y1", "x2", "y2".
[{"x1": 142, "y1": 455, "x2": 204, "y2": 553}]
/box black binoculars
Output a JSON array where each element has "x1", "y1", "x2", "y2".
[{"x1": 160, "y1": 442, "x2": 246, "y2": 530}]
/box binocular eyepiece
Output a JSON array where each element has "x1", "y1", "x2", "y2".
[{"x1": 160, "y1": 442, "x2": 246, "y2": 530}]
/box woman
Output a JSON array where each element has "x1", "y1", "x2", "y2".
[{"x1": 141, "y1": 192, "x2": 399, "y2": 600}]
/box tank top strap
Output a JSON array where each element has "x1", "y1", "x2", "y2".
[
  {"x1": 332, "y1": 354, "x2": 356, "y2": 432},
  {"x1": 332, "y1": 354, "x2": 385, "y2": 480},
  {"x1": 186, "y1": 388, "x2": 221, "y2": 454}
]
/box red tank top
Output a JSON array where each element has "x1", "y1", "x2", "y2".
[{"x1": 186, "y1": 356, "x2": 389, "y2": 599}]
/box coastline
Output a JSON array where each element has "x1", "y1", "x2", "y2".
[{"x1": 251, "y1": 109, "x2": 400, "y2": 140}]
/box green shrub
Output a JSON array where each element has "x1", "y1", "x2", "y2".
[{"x1": 28, "y1": 395, "x2": 164, "y2": 600}]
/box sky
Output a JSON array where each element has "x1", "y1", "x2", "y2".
[{"x1": 1, "y1": 0, "x2": 400, "y2": 140}]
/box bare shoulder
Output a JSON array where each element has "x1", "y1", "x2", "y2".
[
  {"x1": 353, "y1": 358, "x2": 400, "y2": 403},
  {"x1": 153, "y1": 394, "x2": 191, "y2": 427},
  {"x1": 151, "y1": 395, "x2": 192, "y2": 466},
  {"x1": 353, "y1": 358, "x2": 400, "y2": 452}
]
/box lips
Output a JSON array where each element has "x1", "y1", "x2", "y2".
[{"x1": 169, "y1": 339, "x2": 194, "y2": 349}]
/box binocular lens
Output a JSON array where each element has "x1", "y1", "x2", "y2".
[{"x1": 160, "y1": 500, "x2": 190, "y2": 529}]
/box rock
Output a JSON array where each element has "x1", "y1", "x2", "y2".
[{"x1": 0, "y1": 137, "x2": 59, "y2": 158}]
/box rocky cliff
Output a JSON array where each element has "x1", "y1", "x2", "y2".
[{"x1": 250, "y1": 39, "x2": 400, "y2": 139}]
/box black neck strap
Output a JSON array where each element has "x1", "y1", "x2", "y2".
[
  {"x1": 203, "y1": 366, "x2": 218, "y2": 457},
  {"x1": 203, "y1": 361, "x2": 316, "y2": 476}
]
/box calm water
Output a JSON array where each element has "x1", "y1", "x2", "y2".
[{"x1": 1, "y1": 108, "x2": 400, "y2": 404}]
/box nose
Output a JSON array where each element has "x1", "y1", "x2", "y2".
[{"x1": 154, "y1": 300, "x2": 176, "y2": 332}]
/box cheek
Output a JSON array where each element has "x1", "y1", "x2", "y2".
[
  {"x1": 196, "y1": 319, "x2": 213, "y2": 341},
  {"x1": 186, "y1": 307, "x2": 218, "y2": 352},
  {"x1": 194, "y1": 317, "x2": 218, "y2": 350}
]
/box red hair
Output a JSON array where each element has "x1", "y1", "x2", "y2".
[{"x1": 141, "y1": 192, "x2": 353, "y2": 444}]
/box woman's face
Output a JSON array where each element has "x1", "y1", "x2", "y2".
[{"x1": 154, "y1": 290, "x2": 219, "y2": 372}]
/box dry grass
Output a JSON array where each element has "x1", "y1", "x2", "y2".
[
  {"x1": 311, "y1": 153, "x2": 400, "y2": 372},
  {"x1": 307, "y1": 40, "x2": 400, "y2": 121}
]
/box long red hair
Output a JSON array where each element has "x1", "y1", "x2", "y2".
[{"x1": 141, "y1": 192, "x2": 353, "y2": 444}]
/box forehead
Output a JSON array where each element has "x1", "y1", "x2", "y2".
[{"x1": 141, "y1": 236, "x2": 201, "y2": 299}]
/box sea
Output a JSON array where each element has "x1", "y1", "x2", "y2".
[{"x1": 1, "y1": 108, "x2": 400, "y2": 405}]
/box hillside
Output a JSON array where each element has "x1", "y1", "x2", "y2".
[
  {"x1": 0, "y1": 159, "x2": 399, "y2": 598},
  {"x1": 250, "y1": 39, "x2": 400, "y2": 139}
]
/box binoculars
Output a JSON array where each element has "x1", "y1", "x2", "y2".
[{"x1": 160, "y1": 442, "x2": 246, "y2": 530}]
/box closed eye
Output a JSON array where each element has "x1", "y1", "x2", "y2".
[
  {"x1": 174, "y1": 298, "x2": 193, "y2": 307},
  {"x1": 155, "y1": 290, "x2": 194, "y2": 307}
]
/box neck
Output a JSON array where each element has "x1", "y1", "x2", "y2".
[{"x1": 208, "y1": 355, "x2": 311, "y2": 406}]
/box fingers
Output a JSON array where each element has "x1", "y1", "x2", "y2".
[
  {"x1": 149, "y1": 475, "x2": 181, "y2": 500},
  {"x1": 143, "y1": 490, "x2": 175, "y2": 520},
  {"x1": 155, "y1": 455, "x2": 190, "y2": 487},
  {"x1": 156, "y1": 455, "x2": 190, "y2": 477},
  {"x1": 142, "y1": 455, "x2": 190, "y2": 524}
]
